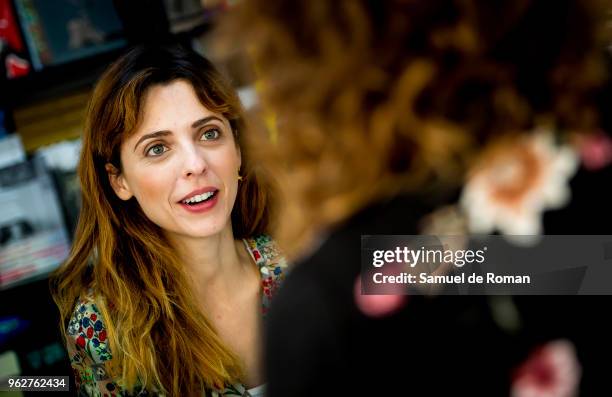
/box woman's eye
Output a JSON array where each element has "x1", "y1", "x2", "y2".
[
  {"x1": 201, "y1": 128, "x2": 221, "y2": 141},
  {"x1": 146, "y1": 144, "x2": 167, "y2": 157}
]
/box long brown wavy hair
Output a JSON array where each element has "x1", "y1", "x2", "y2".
[
  {"x1": 224, "y1": 0, "x2": 611, "y2": 256},
  {"x1": 50, "y1": 45, "x2": 274, "y2": 395}
]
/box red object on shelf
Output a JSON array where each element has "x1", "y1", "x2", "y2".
[
  {"x1": 5, "y1": 53, "x2": 30, "y2": 78},
  {"x1": 0, "y1": 0, "x2": 25, "y2": 51}
]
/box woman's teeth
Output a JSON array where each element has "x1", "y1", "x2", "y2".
[{"x1": 183, "y1": 191, "x2": 215, "y2": 204}]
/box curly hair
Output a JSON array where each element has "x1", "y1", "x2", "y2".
[{"x1": 225, "y1": 0, "x2": 611, "y2": 256}]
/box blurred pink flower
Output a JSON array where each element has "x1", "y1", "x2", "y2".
[
  {"x1": 353, "y1": 276, "x2": 408, "y2": 318},
  {"x1": 578, "y1": 132, "x2": 612, "y2": 171},
  {"x1": 511, "y1": 339, "x2": 581, "y2": 397}
]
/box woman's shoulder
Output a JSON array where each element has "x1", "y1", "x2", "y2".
[
  {"x1": 243, "y1": 234, "x2": 288, "y2": 310},
  {"x1": 67, "y1": 295, "x2": 165, "y2": 396},
  {"x1": 65, "y1": 293, "x2": 129, "y2": 396},
  {"x1": 66, "y1": 292, "x2": 112, "y2": 363},
  {"x1": 243, "y1": 234, "x2": 288, "y2": 275}
]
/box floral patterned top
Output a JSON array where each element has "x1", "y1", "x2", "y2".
[{"x1": 65, "y1": 235, "x2": 287, "y2": 397}]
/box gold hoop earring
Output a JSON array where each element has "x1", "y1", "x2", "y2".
[{"x1": 238, "y1": 174, "x2": 243, "y2": 181}]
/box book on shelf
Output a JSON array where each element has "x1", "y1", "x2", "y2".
[{"x1": 0, "y1": 156, "x2": 71, "y2": 290}]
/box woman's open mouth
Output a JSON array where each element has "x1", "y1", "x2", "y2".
[{"x1": 178, "y1": 189, "x2": 219, "y2": 213}]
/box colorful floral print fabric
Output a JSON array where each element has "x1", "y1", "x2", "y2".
[{"x1": 65, "y1": 235, "x2": 287, "y2": 396}]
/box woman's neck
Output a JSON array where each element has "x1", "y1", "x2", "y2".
[
  {"x1": 168, "y1": 226, "x2": 264, "y2": 387},
  {"x1": 167, "y1": 225, "x2": 252, "y2": 300}
]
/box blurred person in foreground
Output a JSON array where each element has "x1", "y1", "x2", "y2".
[{"x1": 225, "y1": 0, "x2": 612, "y2": 395}]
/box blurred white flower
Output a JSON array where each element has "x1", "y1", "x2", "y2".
[{"x1": 460, "y1": 130, "x2": 578, "y2": 245}]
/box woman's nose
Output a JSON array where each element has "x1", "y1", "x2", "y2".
[{"x1": 182, "y1": 145, "x2": 208, "y2": 177}]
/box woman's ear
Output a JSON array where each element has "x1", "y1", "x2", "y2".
[{"x1": 105, "y1": 163, "x2": 133, "y2": 201}]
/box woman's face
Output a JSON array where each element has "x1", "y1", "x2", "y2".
[{"x1": 106, "y1": 79, "x2": 241, "y2": 240}]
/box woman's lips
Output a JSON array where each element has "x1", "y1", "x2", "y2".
[{"x1": 178, "y1": 190, "x2": 219, "y2": 213}]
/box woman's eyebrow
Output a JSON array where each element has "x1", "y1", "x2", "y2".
[
  {"x1": 133, "y1": 130, "x2": 171, "y2": 152},
  {"x1": 191, "y1": 115, "x2": 224, "y2": 129}
]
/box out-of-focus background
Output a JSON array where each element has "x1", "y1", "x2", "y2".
[{"x1": 0, "y1": 1, "x2": 251, "y2": 395}]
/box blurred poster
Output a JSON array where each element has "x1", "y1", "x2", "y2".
[{"x1": 13, "y1": 0, "x2": 125, "y2": 70}]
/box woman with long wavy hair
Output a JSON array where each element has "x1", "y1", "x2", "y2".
[{"x1": 50, "y1": 44, "x2": 286, "y2": 396}]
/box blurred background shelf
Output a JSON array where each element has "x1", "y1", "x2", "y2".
[{"x1": 0, "y1": 1, "x2": 235, "y2": 391}]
